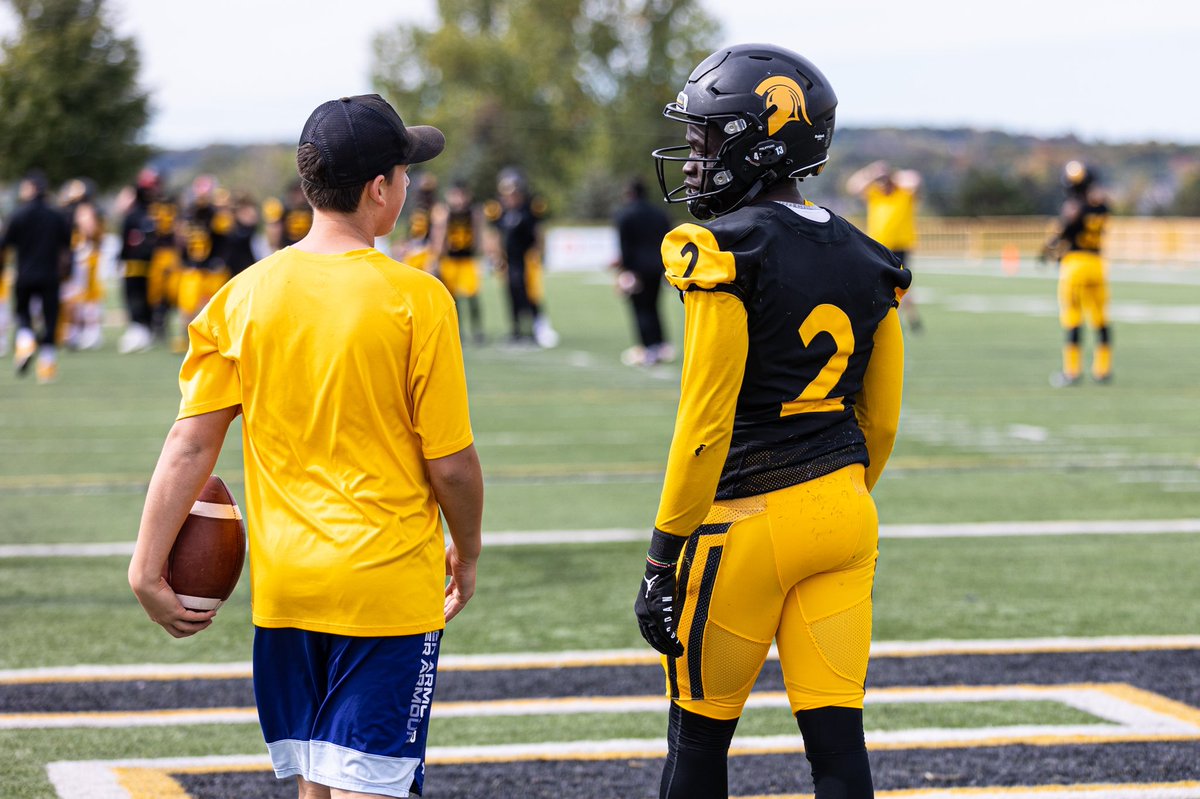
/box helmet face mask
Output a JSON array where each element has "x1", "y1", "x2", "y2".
[{"x1": 652, "y1": 44, "x2": 837, "y2": 220}]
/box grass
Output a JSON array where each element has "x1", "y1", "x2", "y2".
[{"x1": 1, "y1": 258, "x2": 1199, "y2": 797}]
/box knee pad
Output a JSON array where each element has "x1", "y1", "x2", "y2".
[
  {"x1": 1066, "y1": 326, "x2": 1081, "y2": 345},
  {"x1": 1097, "y1": 326, "x2": 1110, "y2": 345}
]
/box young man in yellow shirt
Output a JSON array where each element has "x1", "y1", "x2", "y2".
[{"x1": 129, "y1": 94, "x2": 483, "y2": 799}]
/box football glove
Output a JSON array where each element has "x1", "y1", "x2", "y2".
[{"x1": 634, "y1": 528, "x2": 688, "y2": 658}]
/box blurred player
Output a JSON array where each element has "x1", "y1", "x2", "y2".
[
  {"x1": 612, "y1": 177, "x2": 673, "y2": 366},
  {"x1": 1043, "y1": 160, "x2": 1112, "y2": 386},
  {"x1": 117, "y1": 169, "x2": 161, "y2": 354},
  {"x1": 262, "y1": 181, "x2": 313, "y2": 251},
  {"x1": 129, "y1": 93, "x2": 482, "y2": 799},
  {"x1": 637, "y1": 44, "x2": 909, "y2": 799},
  {"x1": 397, "y1": 171, "x2": 439, "y2": 273},
  {"x1": 492, "y1": 169, "x2": 558, "y2": 347},
  {"x1": 147, "y1": 187, "x2": 181, "y2": 342},
  {"x1": 1, "y1": 171, "x2": 73, "y2": 382},
  {"x1": 431, "y1": 180, "x2": 485, "y2": 343},
  {"x1": 224, "y1": 193, "x2": 261, "y2": 278},
  {"x1": 175, "y1": 175, "x2": 233, "y2": 352},
  {"x1": 846, "y1": 160, "x2": 923, "y2": 331},
  {"x1": 59, "y1": 179, "x2": 106, "y2": 351}
]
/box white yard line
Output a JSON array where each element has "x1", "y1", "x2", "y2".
[
  {"x1": 12, "y1": 682, "x2": 1197, "y2": 733},
  {"x1": 5, "y1": 636, "x2": 1200, "y2": 684},
  {"x1": 3, "y1": 518, "x2": 1199, "y2": 559}
]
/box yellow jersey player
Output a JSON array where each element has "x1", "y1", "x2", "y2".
[
  {"x1": 1043, "y1": 161, "x2": 1112, "y2": 386},
  {"x1": 430, "y1": 180, "x2": 486, "y2": 343},
  {"x1": 129, "y1": 94, "x2": 482, "y2": 799},
  {"x1": 262, "y1": 182, "x2": 313, "y2": 251},
  {"x1": 638, "y1": 44, "x2": 909, "y2": 799},
  {"x1": 58, "y1": 179, "x2": 106, "y2": 351},
  {"x1": 846, "y1": 159, "x2": 923, "y2": 331},
  {"x1": 397, "y1": 172, "x2": 439, "y2": 273},
  {"x1": 175, "y1": 175, "x2": 234, "y2": 351}
]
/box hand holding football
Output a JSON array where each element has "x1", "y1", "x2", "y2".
[{"x1": 167, "y1": 475, "x2": 246, "y2": 612}]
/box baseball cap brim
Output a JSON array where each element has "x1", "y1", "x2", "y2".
[{"x1": 403, "y1": 125, "x2": 445, "y2": 165}]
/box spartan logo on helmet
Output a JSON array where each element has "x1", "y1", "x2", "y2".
[{"x1": 753, "y1": 76, "x2": 812, "y2": 135}]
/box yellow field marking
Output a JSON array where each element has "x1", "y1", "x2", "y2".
[{"x1": 114, "y1": 767, "x2": 190, "y2": 798}]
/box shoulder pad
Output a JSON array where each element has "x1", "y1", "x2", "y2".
[{"x1": 661, "y1": 223, "x2": 737, "y2": 292}]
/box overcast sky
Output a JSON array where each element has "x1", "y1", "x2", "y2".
[{"x1": 1, "y1": 0, "x2": 1197, "y2": 149}]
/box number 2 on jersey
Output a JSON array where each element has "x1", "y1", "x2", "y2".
[{"x1": 780, "y1": 304, "x2": 854, "y2": 417}]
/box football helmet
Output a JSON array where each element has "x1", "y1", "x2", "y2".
[
  {"x1": 1063, "y1": 160, "x2": 1096, "y2": 195},
  {"x1": 653, "y1": 43, "x2": 837, "y2": 219}
]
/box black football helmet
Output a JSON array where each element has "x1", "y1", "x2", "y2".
[
  {"x1": 652, "y1": 43, "x2": 837, "y2": 219},
  {"x1": 1063, "y1": 160, "x2": 1096, "y2": 196}
]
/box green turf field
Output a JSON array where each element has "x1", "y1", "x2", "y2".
[{"x1": 2, "y1": 257, "x2": 1199, "y2": 797}]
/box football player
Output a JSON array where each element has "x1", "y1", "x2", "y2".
[
  {"x1": 117, "y1": 169, "x2": 160, "y2": 354},
  {"x1": 263, "y1": 181, "x2": 313, "y2": 251},
  {"x1": 1043, "y1": 161, "x2": 1111, "y2": 385},
  {"x1": 431, "y1": 180, "x2": 486, "y2": 343},
  {"x1": 846, "y1": 160, "x2": 924, "y2": 331},
  {"x1": 492, "y1": 168, "x2": 558, "y2": 347},
  {"x1": 175, "y1": 175, "x2": 234, "y2": 352},
  {"x1": 636, "y1": 44, "x2": 910, "y2": 799},
  {"x1": 396, "y1": 171, "x2": 439, "y2": 274}
]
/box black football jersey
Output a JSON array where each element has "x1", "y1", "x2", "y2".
[
  {"x1": 663, "y1": 202, "x2": 911, "y2": 499},
  {"x1": 445, "y1": 207, "x2": 477, "y2": 257},
  {"x1": 1060, "y1": 199, "x2": 1108, "y2": 254}
]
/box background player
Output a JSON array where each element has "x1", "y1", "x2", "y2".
[
  {"x1": 1042, "y1": 160, "x2": 1112, "y2": 386},
  {"x1": 431, "y1": 179, "x2": 486, "y2": 344},
  {"x1": 846, "y1": 160, "x2": 923, "y2": 331},
  {"x1": 128, "y1": 93, "x2": 483, "y2": 799},
  {"x1": 1, "y1": 170, "x2": 73, "y2": 383},
  {"x1": 637, "y1": 44, "x2": 909, "y2": 799},
  {"x1": 612, "y1": 177, "x2": 673, "y2": 366},
  {"x1": 263, "y1": 181, "x2": 313, "y2": 251},
  {"x1": 396, "y1": 171, "x2": 439, "y2": 274},
  {"x1": 174, "y1": 175, "x2": 233, "y2": 352},
  {"x1": 492, "y1": 169, "x2": 558, "y2": 348}
]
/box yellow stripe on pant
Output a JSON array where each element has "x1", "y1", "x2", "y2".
[{"x1": 665, "y1": 464, "x2": 878, "y2": 721}]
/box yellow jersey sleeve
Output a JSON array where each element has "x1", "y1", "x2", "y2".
[
  {"x1": 177, "y1": 301, "x2": 242, "y2": 419},
  {"x1": 662, "y1": 223, "x2": 739, "y2": 293},
  {"x1": 654, "y1": 290, "x2": 748, "y2": 536},
  {"x1": 411, "y1": 305, "x2": 474, "y2": 459},
  {"x1": 854, "y1": 307, "x2": 904, "y2": 490}
]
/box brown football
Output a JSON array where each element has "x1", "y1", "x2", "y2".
[{"x1": 167, "y1": 474, "x2": 246, "y2": 612}]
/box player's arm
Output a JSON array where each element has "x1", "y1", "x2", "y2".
[
  {"x1": 636, "y1": 288, "x2": 747, "y2": 656},
  {"x1": 655, "y1": 289, "x2": 748, "y2": 535},
  {"x1": 128, "y1": 405, "x2": 240, "y2": 638},
  {"x1": 854, "y1": 308, "x2": 904, "y2": 491},
  {"x1": 427, "y1": 444, "x2": 483, "y2": 623},
  {"x1": 845, "y1": 160, "x2": 889, "y2": 195}
]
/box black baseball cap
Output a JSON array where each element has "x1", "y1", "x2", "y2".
[{"x1": 299, "y1": 94, "x2": 445, "y2": 189}]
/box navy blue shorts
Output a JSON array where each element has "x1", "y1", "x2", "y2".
[{"x1": 253, "y1": 627, "x2": 442, "y2": 797}]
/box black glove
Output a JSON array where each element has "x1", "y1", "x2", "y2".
[{"x1": 634, "y1": 528, "x2": 687, "y2": 658}]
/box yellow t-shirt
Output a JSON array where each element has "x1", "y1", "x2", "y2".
[
  {"x1": 177, "y1": 247, "x2": 474, "y2": 636},
  {"x1": 864, "y1": 184, "x2": 918, "y2": 252}
]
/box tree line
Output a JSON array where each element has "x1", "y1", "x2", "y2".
[{"x1": 3, "y1": 0, "x2": 1200, "y2": 220}]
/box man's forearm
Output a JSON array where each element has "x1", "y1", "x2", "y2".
[
  {"x1": 129, "y1": 409, "x2": 236, "y2": 590},
  {"x1": 428, "y1": 444, "x2": 484, "y2": 562}
]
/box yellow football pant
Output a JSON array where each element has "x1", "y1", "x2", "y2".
[
  {"x1": 176, "y1": 267, "x2": 229, "y2": 317},
  {"x1": 440, "y1": 256, "x2": 481, "y2": 298},
  {"x1": 1057, "y1": 251, "x2": 1108, "y2": 330},
  {"x1": 666, "y1": 464, "x2": 878, "y2": 721}
]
